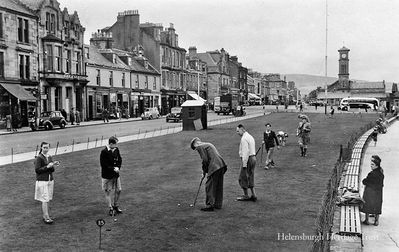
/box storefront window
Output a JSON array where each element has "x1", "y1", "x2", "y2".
[{"x1": 96, "y1": 94, "x2": 102, "y2": 113}]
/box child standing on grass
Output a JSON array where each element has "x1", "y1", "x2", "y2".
[
  {"x1": 34, "y1": 142, "x2": 59, "y2": 224},
  {"x1": 262, "y1": 123, "x2": 280, "y2": 169}
]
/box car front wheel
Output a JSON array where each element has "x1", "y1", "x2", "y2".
[
  {"x1": 60, "y1": 121, "x2": 66, "y2": 128},
  {"x1": 44, "y1": 123, "x2": 52, "y2": 130}
]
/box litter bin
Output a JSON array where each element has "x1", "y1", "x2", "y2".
[{"x1": 181, "y1": 100, "x2": 207, "y2": 131}]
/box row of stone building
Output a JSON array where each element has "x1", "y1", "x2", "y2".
[{"x1": 0, "y1": 0, "x2": 298, "y2": 126}]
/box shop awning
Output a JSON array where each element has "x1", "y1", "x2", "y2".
[
  {"x1": 248, "y1": 93, "x2": 261, "y2": 99},
  {"x1": 188, "y1": 92, "x2": 206, "y2": 102},
  {"x1": 0, "y1": 83, "x2": 36, "y2": 101}
]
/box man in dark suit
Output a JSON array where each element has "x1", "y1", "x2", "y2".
[
  {"x1": 100, "y1": 136, "x2": 123, "y2": 216},
  {"x1": 191, "y1": 137, "x2": 227, "y2": 211}
]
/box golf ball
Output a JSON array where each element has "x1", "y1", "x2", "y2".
[
  {"x1": 177, "y1": 204, "x2": 181, "y2": 206},
  {"x1": 189, "y1": 204, "x2": 194, "y2": 207},
  {"x1": 114, "y1": 218, "x2": 117, "y2": 222}
]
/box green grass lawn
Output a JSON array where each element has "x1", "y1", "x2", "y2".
[{"x1": 0, "y1": 112, "x2": 378, "y2": 251}]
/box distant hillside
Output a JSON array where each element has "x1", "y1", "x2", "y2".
[{"x1": 282, "y1": 74, "x2": 338, "y2": 96}]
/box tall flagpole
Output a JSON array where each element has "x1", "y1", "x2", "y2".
[{"x1": 324, "y1": 0, "x2": 328, "y2": 114}]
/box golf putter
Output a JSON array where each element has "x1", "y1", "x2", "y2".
[{"x1": 192, "y1": 176, "x2": 205, "y2": 207}]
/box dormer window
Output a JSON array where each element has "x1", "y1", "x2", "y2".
[
  {"x1": 128, "y1": 57, "x2": 131, "y2": 66},
  {"x1": 144, "y1": 60, "x2": 148, "y2": 69},
  {"x1": 113, "y1": 54, "x2": 117, "y2": 64}
]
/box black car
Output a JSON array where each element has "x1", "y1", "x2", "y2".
[
  {"x1": 166, "y1": 107, "x2": 182, "y2": 122},
  {"x1": 30, "y1": 111, "x2": 67, "y2": 131}
]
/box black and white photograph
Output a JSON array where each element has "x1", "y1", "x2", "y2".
[{"x1": 0, "y1": 0, "x2": 398, "y2": 251}]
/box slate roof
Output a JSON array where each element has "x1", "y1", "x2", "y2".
[
  {"x1": 351, "y1": 81, "x2": 385, "y2": 89},
  {"x1": 0, "y1": 0, "x2": 36, "y2": 16},
  {"x1": 86, "y1": 45, "x2": 129, "y2": 69},
  {"x1": 86, "y1": 45, "x2": 159, "y2": 75},
  {"x1": 15, "y1": 0, "x2": 46, "y2": 11}
]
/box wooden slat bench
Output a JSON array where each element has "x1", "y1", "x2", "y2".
[
  {"x1": 346, "y1": 164, "x2": 360, "y2": 176},
  {"x1": 339, "y1": 205, "x2": 363, "y2": 245},
  {"x1": 343, "y1": 174, "x2": 359, "y2": 192},
  {"x1": 351, "y1": 152, "x2": 361, "y2": 160}
]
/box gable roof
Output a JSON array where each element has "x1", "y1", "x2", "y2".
[{"x1": 196, "y1": 53, "x2": 217, "y2": 67}]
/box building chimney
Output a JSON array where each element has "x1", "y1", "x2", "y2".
[{"x1": 188, "y1": 46, "x2": 197, "y2": 57}]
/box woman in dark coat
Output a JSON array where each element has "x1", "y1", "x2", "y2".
[{"x1": 361, "y1": 155, "x2": 384, "y2": 226}]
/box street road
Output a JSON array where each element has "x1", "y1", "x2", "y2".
[{"x1": 0, "y1": 106, "x2": 264, "y2": 156}]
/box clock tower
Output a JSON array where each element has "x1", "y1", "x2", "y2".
[{"x1": 338, "y1": 46, "x2": 350, "y2": 80}]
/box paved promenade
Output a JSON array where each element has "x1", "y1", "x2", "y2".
[{"x1": 360, "y1": 120, "x2": 399, "y2": 251}]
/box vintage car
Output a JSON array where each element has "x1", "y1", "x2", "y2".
[
  {"x1": 29, "y1": 111, "x2": 67, "y2": 131},
  {"x1": 338, "y1": 103, "x2": 373, "y2": 111},
  {"x1": 141, "y1": 107, "x2": 160, "y2": 120},
  {"x1": 166, "y1": 107, "x2": 182, "y2": 122}
]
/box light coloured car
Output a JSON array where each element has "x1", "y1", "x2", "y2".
[{"x1": 141, "y1": 107, "x2": 160, "y2": 120}]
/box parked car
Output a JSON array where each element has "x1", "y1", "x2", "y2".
[
  {"x1": 30, "y1": 111, "x2": 67, "y2": 131},
  {"x1": 141, "y1": 107, "x2": 160, "y2": 120},
  {"x1": 166, "y1": 107, "x2": 182, "y2": 122}
]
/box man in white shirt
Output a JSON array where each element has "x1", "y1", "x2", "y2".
[{"x1": 236, "y1": 124, "x2": 257, "y2": 202}]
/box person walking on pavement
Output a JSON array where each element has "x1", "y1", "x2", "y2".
[
  {"x1": 361, "y1": 155, "x2": 384, "y2": 226},
  {"x1": 236, "y1": 124, "x2": 257, "y2": 202},
  {"x1": 297, "y1": 114, "x2": 311, "y2": 157},
  {"x1": 70, "y1": 108, "x2": 75, "y2": 125},
  {"x1": 60, "y1": 109, "x2": 67, "y2": 120},
  {"x1": 262, "y1": 123, "x2": 280, "y2": 169},
  {"x1": 190, "y1": 137, "x2": 228, "y2": 211},
  {"x1": 102, "y1": 108, "x2": 109, "y2": 123},
  {"x1": 34, "y1": 142, "x2": 60, "y2": 224},
  {"x1": 100, "y1": 136, "x2": 123, "y2": 216},
  {"x1": 75, "y1": 110, "x2": 81, "y2": 125}
]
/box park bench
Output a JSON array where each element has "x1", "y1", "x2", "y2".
[
  {"x1": 339, "y1": 205, "x2": 363, "y2": 245},
  {"x1": 346, "y1": 163, "x2": 359, "y2": 176},
  {"x1": 343, "y1": 174, "x2": 359, "y2": 192},
  {"x1": 351, "y1": 152, "x2": 361, "y2": 160}
]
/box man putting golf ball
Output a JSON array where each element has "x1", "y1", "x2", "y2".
[{"x1": 190, "y1": 137, "x2": 227, "y2": 211}]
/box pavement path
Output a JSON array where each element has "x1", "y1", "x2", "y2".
[{"x1": 360, "y1": 120, "x2": 399, "y2": 251}]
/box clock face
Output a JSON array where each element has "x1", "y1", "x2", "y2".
[{"x1": 342, "y1": 53, "x2": 347, "y2": 59}]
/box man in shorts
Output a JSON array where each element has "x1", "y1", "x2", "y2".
[{"x1": 100, "y1": 136, "x2": 123, "y2": 216}]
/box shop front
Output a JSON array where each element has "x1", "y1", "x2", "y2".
[
  {"x1": 0, "y1": 83, "x2": 37, "y2": 128},
  {"x1": 160, "y1": 89, "x2": 186, "y2": 115}
]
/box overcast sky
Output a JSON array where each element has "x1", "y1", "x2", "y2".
[{"x1": 61, "y1": 0, "x2": 399, "y2": 82}]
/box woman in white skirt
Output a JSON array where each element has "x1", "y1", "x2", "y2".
[{"x1": 34, "y1": 142, "x2": 59, "y2": 224}]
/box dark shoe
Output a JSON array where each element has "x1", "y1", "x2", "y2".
[
  {"x1": 200, "y1": 206, "x2": 214, "y2": 211},
  {"x1": 374, "y1": 220, "x2": 379, "y2": 226},
  {"x1": 43, "y1": 218, "x2": 54, "y2": 224},
  {"x1": 109, "y1": 208, "x2": 115, "y2": 216},
  {"x1": 362, "y1": 220, "x2": 370, "y2": 225},
  {"x1": 264, "y1": 165, "x2": 269, "y2": 170},
  {"x1": 250, "y1": 196, "x2": 257, "y2": 202},
  {"x1": 113, "y1": 205, "x2": 123, "y2": 214},
  {"x1": 236, "y1": 196, "x2": 251, "y2": 201}
]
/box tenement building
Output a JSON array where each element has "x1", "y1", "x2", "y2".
[
  {"x1": 98, "y1": 11, "x2": 186, "y2": 115},
  {"x1": 87, "y1": 31, "x2": 160, "y2": 119},
  {"x1": 0, "y1": 0, "x2": 38, "y2": 127}
]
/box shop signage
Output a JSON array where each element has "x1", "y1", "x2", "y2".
[{"x1": 64, "y1": 74, "x2": 87, "y2": 81}]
